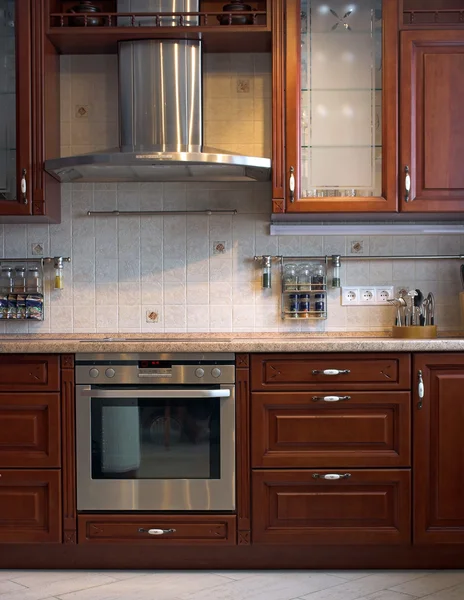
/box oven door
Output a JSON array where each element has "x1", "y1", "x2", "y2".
[{"x1": 76, "y1": 385, "x2": 235, "y2": 511}]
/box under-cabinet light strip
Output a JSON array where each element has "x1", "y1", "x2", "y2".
[{"x1": 270, "y1": 224, "x2": 464, "y2": 235}]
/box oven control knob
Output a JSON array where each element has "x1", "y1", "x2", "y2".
[
  {"x1": 89, "y1": 368, "x2": 99, "y2": 378},
  {"x1": 211, "y1": 368, "x2": 222, "y2": 378},
  {"x1": 105, "y1": 368, "x2": 116, "y2": 378},
  {"x1": 195, "y1": 368, "x2": 205, "y2": 378}
]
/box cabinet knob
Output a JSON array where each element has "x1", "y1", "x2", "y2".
[
  {"x1": 21, "y1": 169, "x2": 28, "y2": 205},
  {"x1": 138, "y1": 528, "x2": 176, "y2": 536},
  {"x1": 289, "y1": 166, "x2": 295, "y2": 202},
  {"x1": 404, "y1": 166, "x2": 411, "y2": 203},
  {"x1": 312, "y1": 395, "x2": 351, "y2": 402}
]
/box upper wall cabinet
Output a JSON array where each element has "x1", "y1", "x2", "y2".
[
  {"x1": 400, "y1": 30, "x2": 464, "y2": 212},
  {"x1": 0, "y1": 1, "x2": 60, "y2": 222},
  {"x1": 276, "y1": 0, "x2": 399, "y2": 214}
]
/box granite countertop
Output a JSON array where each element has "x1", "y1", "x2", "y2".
[{"x1": 1, "y1": 332, "x2": 464, "y2": 353}]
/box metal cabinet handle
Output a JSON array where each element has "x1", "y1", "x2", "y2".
[
  {"x1": 20, "y1": 169, "x2": 28, "y2": 205},
  {"x1": 312, "y1": 395, "x2": 351, "y2": 402},
  {"x1": 312, "y1": 473, "x2": 351, "y2": 480},
  {"x1": 312, "y1": 369, "x2": 351, "y2": 376},
  {"x1": 138, "y1": 528, "x2": 176, "y2": 536},
  {"x1": 404, "y1": 166, "x2": 411, "y2": 203},
  {"x1": 417, "y1": 369, "x2": 424, "y2": 409},
  {"x1": 289, "y1": 166, "x2": 295, "y2": 202}
]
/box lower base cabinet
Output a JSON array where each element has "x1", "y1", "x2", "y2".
[
  {"x1": 78, "y1": 514, "x2": 237, "y2": 545},
  {"x1": 252, "y1": 470, "x2": 411, "y2": 545},
  {"x1": 0, "y1": 470, "x2": 61, "y2": 543}
]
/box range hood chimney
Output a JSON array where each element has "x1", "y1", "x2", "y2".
[{"x1": 45, "y1": 38, "x2": 271, "y2": 184}]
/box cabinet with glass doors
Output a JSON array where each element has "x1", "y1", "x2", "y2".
[{"x1": 280, "y1": 0, "x2": 399, "y2": 213}]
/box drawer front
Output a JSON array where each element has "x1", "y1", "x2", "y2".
[
  {"x1": 0, "y1": 393, "x2": 61, "y2": 467},
  {"x1": 252, "y1": 470, "x2": 411, "y2": 545},
  {"x1": 0, "y1": 355, "x2": 60, "y2": 392},
  {"x1": 251, "y1": 354, "x2": 411, "y2": 391},
  {"x1": 252, "y1": 392, "x2": 411, "y2": 468},
  {"x1": 78, "y1": 515, "x2": 237, "y2": 545},
  {"x1": 0, "y1": 470, "x2": 61, "y2": 543}
]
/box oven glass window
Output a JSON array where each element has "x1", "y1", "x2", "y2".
[{"x1": 91, "y1": 397, "x2": 221, "y2": 480}]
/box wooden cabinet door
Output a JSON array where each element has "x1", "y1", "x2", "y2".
[
  {"x1": 0, "y1": 470, "x2": 61, "y2": 543},
  {"x1": 0, "y1": 354, "x2": 60, "y2": 392},
  {"x1": 0, "y1": 0, "x2": 33, "y2": 217},
  {"x1": 252, "y1": 391, "x2": 411, "y2": 468},
  {"x1": 252, "y1": 469, "x2": 411, "y2": 545},
  {"x1": 280, "y1": 0, "x2": 399, "y2": 213},
  {"x1": 414, "y1": 354, "x2": 464, "y2": 544},
  {"x1": 400, "y1": 31, "x2": 464, "y2": 212},
  {"x1": 0, "y1": 393, "x2": 60, "y2": 467}
]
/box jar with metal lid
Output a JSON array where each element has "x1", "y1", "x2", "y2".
[
  {"x1": 288, "y1": 293, "x2": 299, "y2": 316},
  {"x1": 14, "y1": 267, "x2": 26, "y2": 293},
  {"x1": 315, "y1": 293, "x2": 325, "y2": 313},
  {"x1": 283, "y1": 264, "x2": 298, "y2": 291},
  {"x1": 0, "y1": 267, "x2": 13, "y2": 294},
  {"x1": 297, "y1": 264, "x2": 312, "y2": 291},
  {"x1": 311, "y1": 264, "x2": 325, "y2": 290},
  {"x1": 26, "y1": 267, "x2": 42, "y2": 294},
  {"x1": 298, "y1": 293, "x2": 310, "y2": 315}
]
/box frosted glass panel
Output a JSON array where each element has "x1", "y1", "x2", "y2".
[
  {"x1": 300, "y1": 1, "x2": 382, "y2": 198},
  {"x1": 0, "y1": 0, "x2": 16, "y2": 200}
]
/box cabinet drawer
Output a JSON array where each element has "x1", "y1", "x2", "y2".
[
  {"x1": 252, "y1": 470, "x2": 411, "y2": 545},
  {"x1": 0, "y1": 470, "x2": 61, "y2": 543},
  {"x1": 0, "y1": 355, "x2": 60, "y2": 392},
  {"x1": 251, "y1": 354, "x2": 411, "y2": 391},
  {"x1": 78, "y1": 515, "x2": 237, "y2": 545},
  {"x1": 252, "y1": 392, "x2": 411, "y2": 468},
  {"x1": 0, "y1": 393, "x2": 60, "y2": 467}
]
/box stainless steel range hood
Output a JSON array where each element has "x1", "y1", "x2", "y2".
[{"x1": 45, "y1": 39, "x2": 271, "y2": 183}]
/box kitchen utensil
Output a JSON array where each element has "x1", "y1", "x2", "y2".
[
  {"x1": 460, "y1": 264, "x2": 464, "y2": 290},
  {"x1": 67, "y1": 1, "x2": 104, "y2": 27},
  {"x1": 407, "y1": 290, "x2": 418, "y2": 326},
  {"x1": 421, "y1": 297, "x2": 429, "y2": 327},
  {"x1": 218, "y1": 1, "x2": 254, "y2": 25},
  {"x1": 427, "y1": 292, "x2": 435, "y2": 326},
  {"x1": 414, "y1": 289, "x2": 424, "y2": 326},
  {"x1": 387, "y1": 298, "x2": 403, "y2": 327}
]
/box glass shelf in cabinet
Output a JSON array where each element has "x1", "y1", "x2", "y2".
[
  {"x1": 301, "y1": 88, "x2": 383, "y2": 92},
  {"x1": 301, "y1": 145, "x2": 382, "y2": 149}
]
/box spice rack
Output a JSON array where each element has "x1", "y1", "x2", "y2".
[
  {"x1": 0, "y1": 257, "x2": 71, "y2": 321},
  {"x1": 280, "y1": 258, "x2": 328, "y2": 321}
]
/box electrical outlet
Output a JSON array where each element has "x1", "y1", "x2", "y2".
[
  {"x1": 375, "y1": 286, "x2": 394, "y2": 303},
  {"x1": 359, "y1": 287, "x2": 376, "y2": 304},
  {"x1": 341, "y1": 287, "x2": 359, "y2": 305},
  {"x1": 342, "y1": 286, "x2": 395, "y2": 306}
]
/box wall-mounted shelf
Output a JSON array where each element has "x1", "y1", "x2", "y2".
[
  {"x1": 47, "y1": 1, "x2": 271, "y2": 54},
  {"x1": 280, "y1": 259, "x2": 328, "y2": 321}
]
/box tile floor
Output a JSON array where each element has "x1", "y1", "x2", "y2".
[{"x1": 0, "y1": 570, "x2": 464, "y2": 600}]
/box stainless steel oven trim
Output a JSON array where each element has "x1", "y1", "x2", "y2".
[
  {"x1": 80, "y1": 388, "x2": 231, "y2": 399},
  {"x1": 76, "y1": 384, "x2": 235, "y2": 512}
]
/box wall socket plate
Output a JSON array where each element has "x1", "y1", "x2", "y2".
[{"x1": 341, "y1": 286, "x2": 394, "y2": 306}]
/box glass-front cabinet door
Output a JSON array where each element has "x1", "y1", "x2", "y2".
[
  {"x1": 0, "y1": 0, "x2": 31, "y2": 214},
  {"x1": 284, "y1": 0, "x2": 398, "y2": 212}
]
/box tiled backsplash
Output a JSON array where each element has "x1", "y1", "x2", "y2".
[
  {"x1": 0, "y1": 182, "x2": 462, "y2": 333},
  {"x1": 0, "y1": 53, "x2": 462, "y2": 333}
]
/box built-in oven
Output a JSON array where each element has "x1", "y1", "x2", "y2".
[{"x1": 75, "y1": 353, "x2": 235, "y2": 512}]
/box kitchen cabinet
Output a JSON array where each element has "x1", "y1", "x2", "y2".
[
  {"x1": 275, "y1": 0, "x2": 399, "y2": 213},
  {"x1": 413, "y1": 354, "x2": 464, "y2": 544},
  {"x1": 400, "y1": 30, "x2": 464, "y2": 212},
  {"x1": 252, "y1": 469, "x2": 411, "y2": 545},
  {"x1": 0, "y1": 0, "x2": 60, "y2": 222}
]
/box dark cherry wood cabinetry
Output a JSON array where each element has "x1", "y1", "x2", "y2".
[
  {"x1": 413, "y1": 353, "x2": 464, "y2": 544},
  {"x1": 0, "y1": 354, "x2": 64, "y2": 544},
  {"x1": 400, "y1": 30, "x2": 464, "y2": 212},
  {"x1": 252, "y1": 469, "x2": 411, "y2": 545},
  {"x1": 0, "y1": 1, "x2": 60, "y2": 222}
]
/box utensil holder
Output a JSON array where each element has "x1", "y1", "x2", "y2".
[{"x1": 392, "y1": 325, "x2": 437, "y2": 339}]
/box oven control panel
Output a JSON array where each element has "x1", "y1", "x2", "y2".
[{"x1": 76, "y1": 354, "x2": 235, "y2": 385}]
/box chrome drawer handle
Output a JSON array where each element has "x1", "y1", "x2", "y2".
[
  {"x1": 138, "y1": 528, "x2": 176, "y2": 536},
  {"x1": 312, "y1": 369, "x2": 351, "y2": 376},
  {"x1": 417, "y1": 369, "x2": 424, "y2": 409},
  {"x1": 312, "y1": 395, "x2": 351, "y2": 402},
  {"x1": 312, "y1": 473, "x2": 351, "y2": 480},
  {"x1": 404, "y1": 165, "x2": 411, "y2": 202}
]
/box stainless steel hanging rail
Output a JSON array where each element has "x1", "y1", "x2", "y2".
[
  {"x1": 87, "y1": 210, "x2": 238, "y2": 217},
  {"x1": 255, "y1": 254, "x2": 464, "y2": 263}
]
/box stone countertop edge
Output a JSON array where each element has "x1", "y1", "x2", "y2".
[{"x1": 0, "y1": 336, "x2": 464, "y2": 353}]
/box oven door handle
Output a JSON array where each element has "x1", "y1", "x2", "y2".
[{"x1": 80, "y1": 388, "x2": 231, "y2": 399}]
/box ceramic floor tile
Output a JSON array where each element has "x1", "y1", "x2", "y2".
[
  {"x1": 416, "y1": 583, "x2": 464, "y2": 600},
  {"x1": 299, "y1": 572, "x2": 428, "y2": 600},
  {"x1": 0, "y1": 580, "x2": 27, "y2": 594},
  {"x1": 57, "y1": 572, "x2": 229, "y2": 600},
  {"x1": 354, "y1": 590, "x2": 417, "y2": 600},
  {"x1": 0, "y1": 574, "x2": 117, "y2": 600},
  {"x1": 388, "y1": 572, "x2": 464, "y2": 598},
  {"x1": 178, "y1": 572, "x2": 346, "y2": 600},
  {"x1": 0, "y1": 572, "x2": 27, "y2": 582}
]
